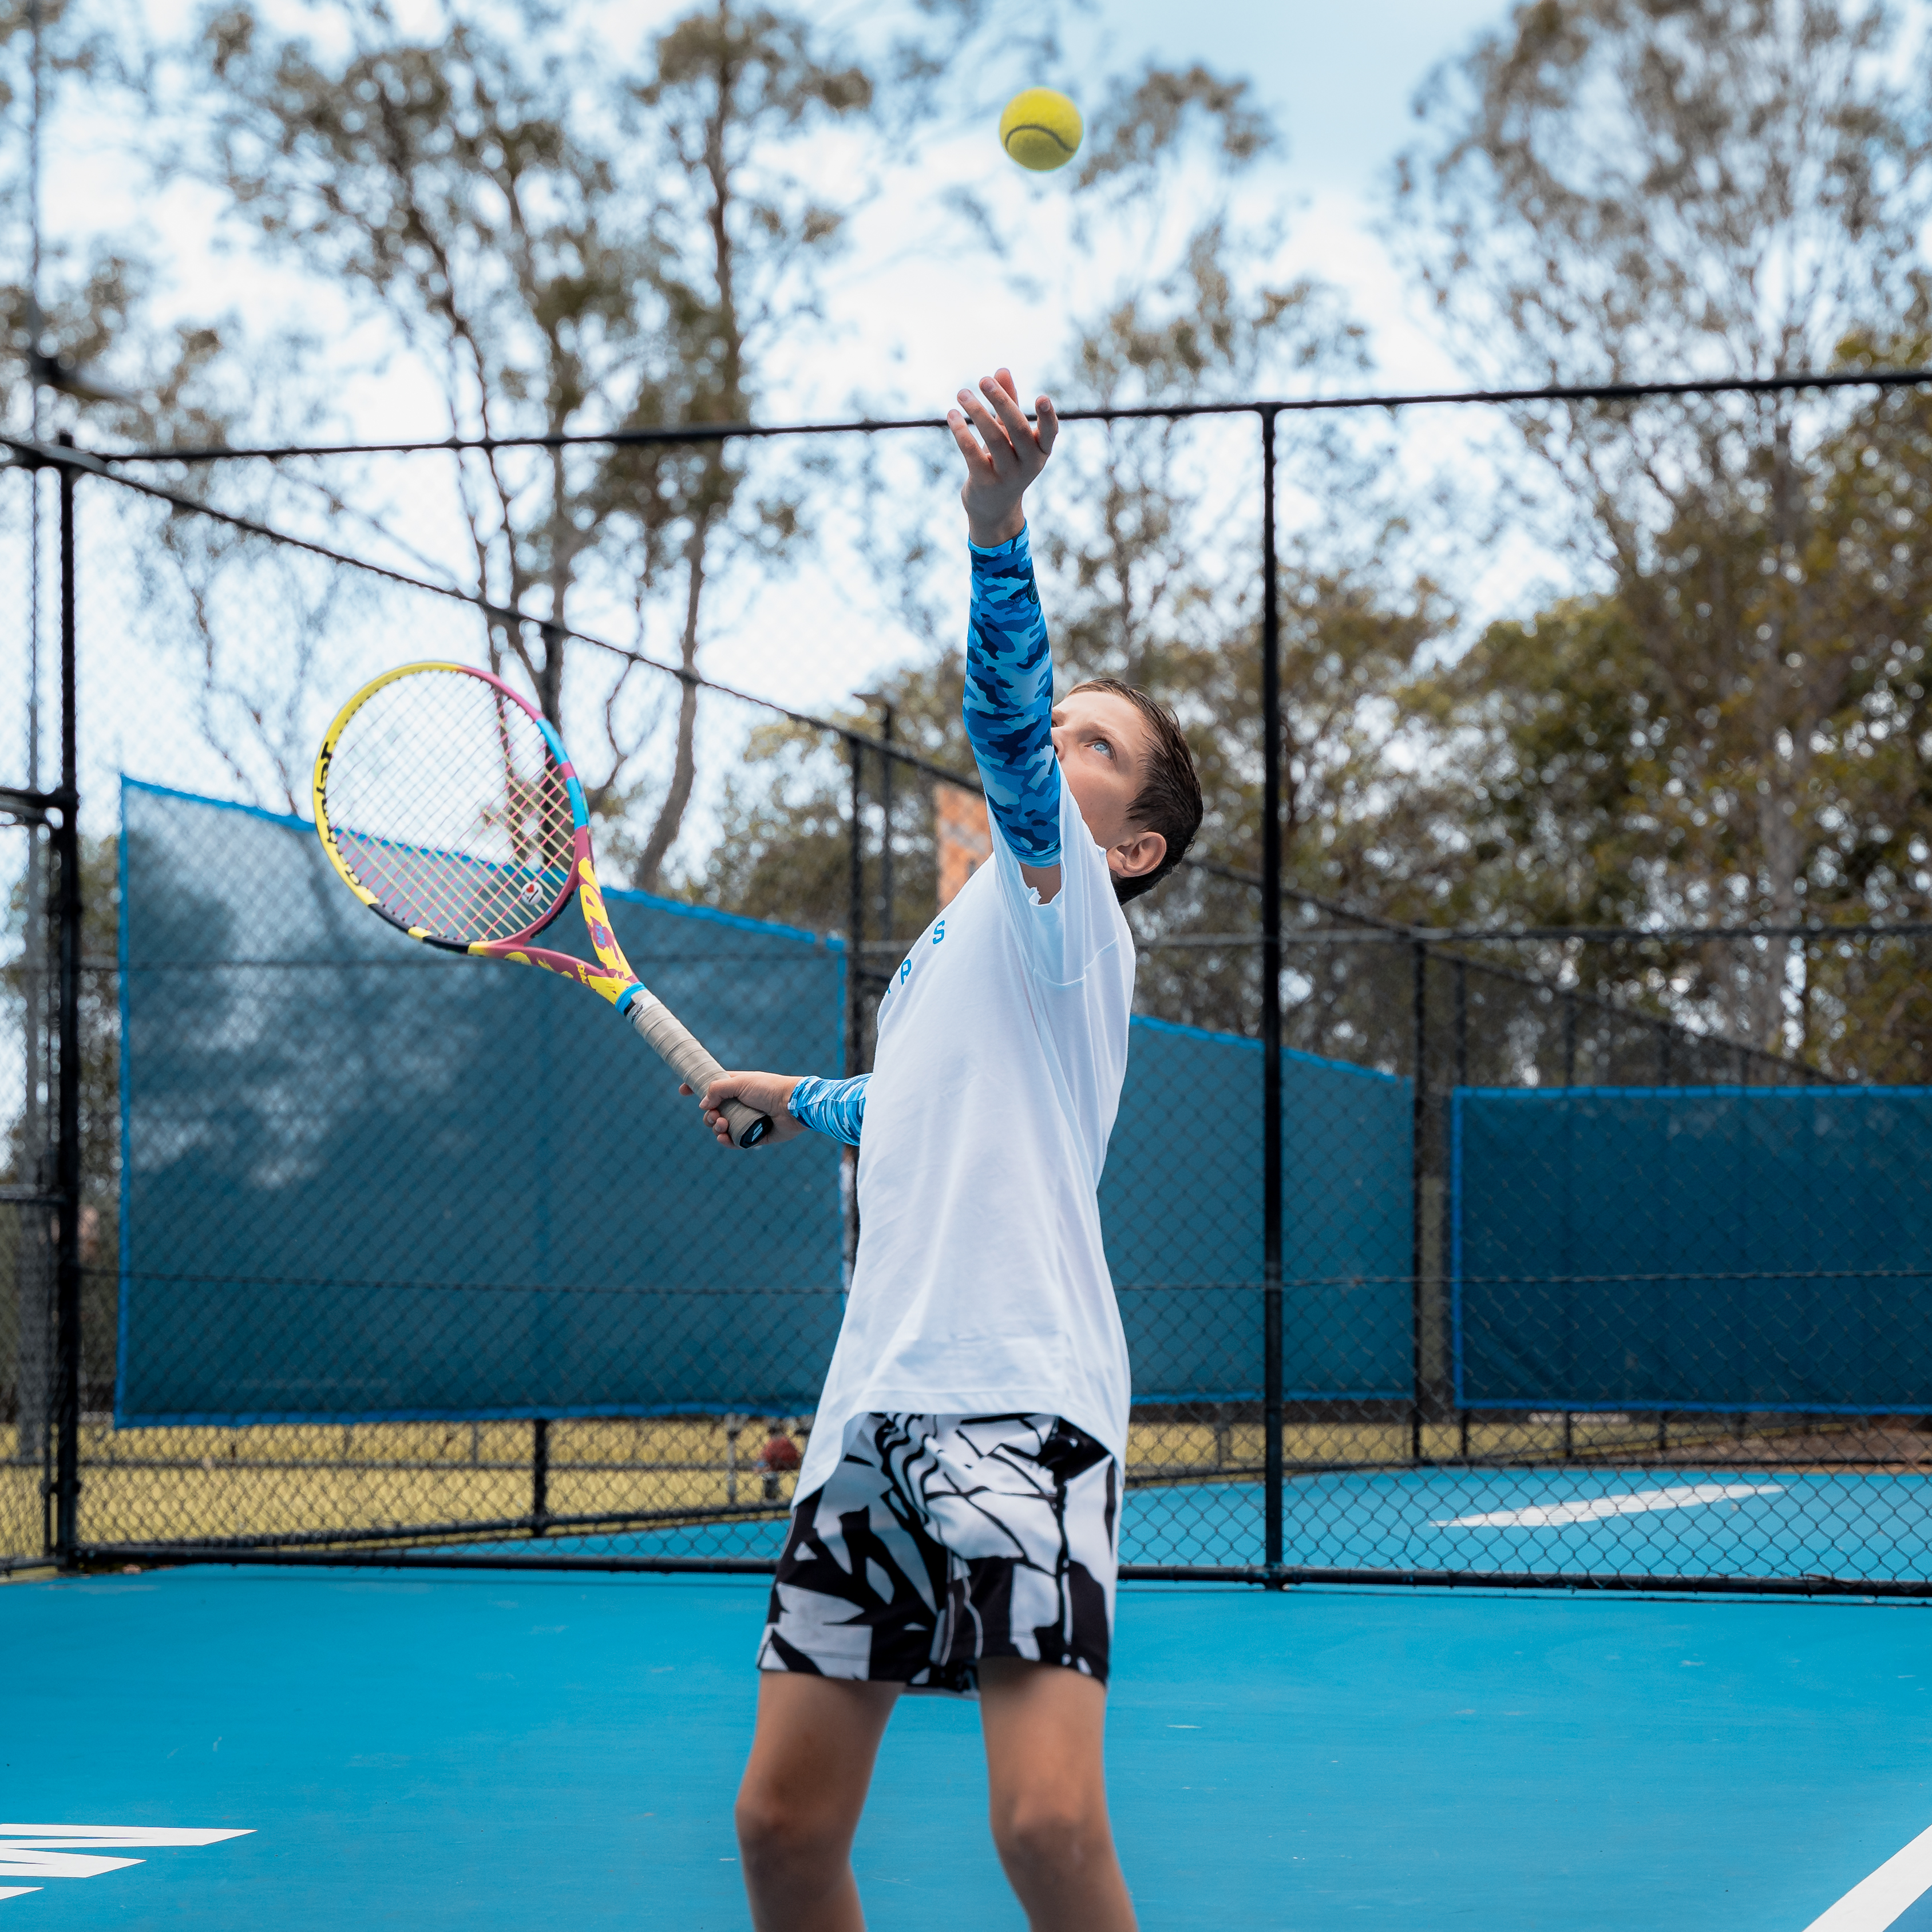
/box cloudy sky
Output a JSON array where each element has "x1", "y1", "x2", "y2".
[
  {"x1": 888, "y1": 0, "x2": 1509, "y2": 399},
  {"x1": 26, "y1": 0, "x2": 1514, "y2": 426},
  {"x1": 11, "y1": 0, "x2": 1530, "y2": 843}
]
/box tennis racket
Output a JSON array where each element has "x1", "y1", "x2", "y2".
[{"x1": 311, "y1": 660, "x2": 770, "y2": 1147}]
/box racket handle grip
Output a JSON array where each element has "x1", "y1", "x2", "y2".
[{"x1": 625, "y1": 992, "x2": 771, "y2": 1149}]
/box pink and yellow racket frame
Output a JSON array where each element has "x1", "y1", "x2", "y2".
[
  {"x1": 313, "y1": 660, "x2": 770, "y2": 1147},
  {"x1": 312, "y1": 659, "x2": 643, "y2": 1011}
]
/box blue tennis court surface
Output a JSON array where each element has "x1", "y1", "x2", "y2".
[
  {"x1": 454, "y1": 1463, "x2": 1932, "y2": 1581},
  {"x1": 6, "y1": 1563, "x2": 1930, "y2": 1928}
]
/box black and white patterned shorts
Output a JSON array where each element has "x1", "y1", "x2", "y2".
[{"x1": 757, "y1": 1412, "x2": 1121, "y2": 1696}]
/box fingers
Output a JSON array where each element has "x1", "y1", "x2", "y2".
[
  {"x1": 683, "y1": 1084, "x2": 732, "y2": 1146},
  {"x1": 952, "y1": 370, "x2": 1053, "y2": 543},
  {"x1": 980, "y1": 373, "x2": 1034, "y2": 450},
  {"x1": 956, "y1": 384, "x2": 1016, "y2": 466},
  {"x1": 686, "y1": 1075, "x2": 740, "y2": 1147},
  {"x1": 946, "y1": 407, "x2": 993, "y2": 472},
  {"x1": 967, "y1": 373, "x2": 1055, "y2": 470}
]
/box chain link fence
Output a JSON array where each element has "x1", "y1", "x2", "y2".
[{"x1": 5, "y1": 382, "x2": 1931, "y2": 1591}]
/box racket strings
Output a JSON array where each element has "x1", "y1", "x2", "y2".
[
  {"x1": 334, "y1": 722, "x2": 573, "y2": 941},
  {"x1": 336, "y1": 759, "x2": 571, "y2": 938},
  {"x1": 339, "y1": 752, "x2": 575, "y2": 944},
  {"x1": 323, "y1": 667, "x2": 579, "y2": 947}
]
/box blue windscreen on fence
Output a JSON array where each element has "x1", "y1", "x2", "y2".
[
  {"x1": 1104, "y1": 1019, "x2": 1414, "y2": 1402},
  {"x1": 118, "y1": 782, "x2": 1419, "y2": 1426},
  {"x1": 1450, "y1": 1084, "x2": 1932, "y2": 1414},
  {"x1": 117, "y1": 781, "x2": 848, "y2": 1426}
]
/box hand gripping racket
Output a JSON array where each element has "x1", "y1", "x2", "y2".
[{"x1": 312, "y1": 661, "x2": 770, "y2": 1147}]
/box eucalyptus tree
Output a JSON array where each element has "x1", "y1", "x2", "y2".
[
  {"x1": 1393, "y1": 0, "x2": 1932, "y2": 1042},
  {"x1": 0, "y1": 0, "x2": 227, "y2": 438},
  {"x1": 1410, "y1": 370, "x2": 1932, "y2": 1064},
  {"x1": 195, "y1": 0, "x2": 873, "y2": 882},
  {"x1": 606, "y1": 2, "x2": 870, "y2": 888}
]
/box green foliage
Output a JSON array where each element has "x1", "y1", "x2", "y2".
[
  {"x1": 1385, "y1": 0, "x2": 1932, "y2": 1064},
  {"x1": 0, "y1": 0, "x2": 233, "y2": 440},
  {"x1": 133, "y1": 0, "x2": 880, "y2": 882},
  {"x1": 1489, "y1": 380, "x2": 1932, "y2": 933},
  {"x1": 1074, "y1": 63, "x2": 1275, "y2": 192},
  {"x1": 1408, "y1": 374, "x2": 1932, "y2": 1061}
]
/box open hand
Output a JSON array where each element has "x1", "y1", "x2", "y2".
[
  {"x1": 948, "y1": 369, "x2": 1058, "y2": 548},
  {"x1": 680, "y1": 1071, "x2": 806, "y2": 1150}
]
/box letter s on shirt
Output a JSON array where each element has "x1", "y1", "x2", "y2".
[{"x1": 891, "y1": 918, "x2": 945, "y2": 996}]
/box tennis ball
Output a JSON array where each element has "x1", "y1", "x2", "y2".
[{"x1": 1000, "y1": 88, "x2": 1083, "y2": 173}]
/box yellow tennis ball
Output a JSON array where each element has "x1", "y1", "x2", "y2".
[{"x1": 1000, "y1": 88, "x2": 1083, "y2": 173}]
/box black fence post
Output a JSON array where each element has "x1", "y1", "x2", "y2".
[
  {"x1": 844, "y1": 734, "x2": 865, "y2": 1281},
  {"x1": 846, "y1": 734, "x2": 864, "y2": 1076},
  {"x1": 1409, "y1": 939, "x2": 1429, "y2": 1466},
  {"x1": 17, "y1": 447, "x2": 53, "y2": 1556},
  {"x1": 1259, "y1": 406, "x2": 1284, "y2": 1583},
  {"x1": 1452, "y1": 958, "x2": 1467, "y2": 1456},
  {"x1": 531, "y1": 1418, "x2": 550, "y2": 1535},
  {"x1": 52, "y1": 438, "x2": 82, "y2": 1567},
  {"x1": 878, "y1": 706, "x2": 895, "y2": 943},
  {"x1": 1452, "y1": 958, "x2": 1468, "y2": 1088}
]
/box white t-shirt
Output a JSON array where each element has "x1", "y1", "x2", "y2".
[{"x1": 794, "y1": 776, "x2": 1137, "y2": 1500}]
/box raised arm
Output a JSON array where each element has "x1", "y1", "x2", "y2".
[
  {"x1": 965, "y1": 530, "x2": 1060, "y2": 869},
  {"x1": 948, "y1": 370, "x2": 1063, "y2": 894}
]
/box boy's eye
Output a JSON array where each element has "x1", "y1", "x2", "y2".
[{"x1": 1091, "y1": 736, "x2": 1114, "y2": 757}]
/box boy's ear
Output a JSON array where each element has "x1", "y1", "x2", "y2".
[{"x1": 1109, "y1": 828, "x2": 1167, "y2": 881}]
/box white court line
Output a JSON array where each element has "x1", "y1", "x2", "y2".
[
  {"x1": 1431, "y1": 1483, "x2": 1784, "y2": 1529},
  {"x1": 0, "y1": 1828, "x2": 250, "y2": 1843},
  {"x1": 0, "y1": 1827, "x2": 251, "y2": 1894},
  {"x1": 1802, "y1": 1820, "x2": 1932, "y2": 1931}
]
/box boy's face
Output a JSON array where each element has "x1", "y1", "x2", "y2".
[{"x1": 1050, "y1": 688, "x2": 1167, "y2": 886}]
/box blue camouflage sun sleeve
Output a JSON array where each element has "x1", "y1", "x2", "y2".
[
  {"x1": 964, "y1": 528, "x2": 1061, "y2": 868},
  {"x1": 787, "y1": 1074, "x2": 868, "y2": 1145}
]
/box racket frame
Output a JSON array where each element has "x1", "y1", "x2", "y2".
[{"x1": 314, "y1": 660, "x2": 769, "y2": 1145}]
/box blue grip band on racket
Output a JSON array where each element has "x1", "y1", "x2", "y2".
[{"x1": 788, "y1": 1074, "x2": 868, "y2": 1145}]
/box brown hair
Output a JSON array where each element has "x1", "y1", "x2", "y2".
[{"x1": 1068, "y1": 678, "x2": 1203, "y2": 905}]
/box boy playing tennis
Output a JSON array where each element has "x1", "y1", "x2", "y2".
[{"x1": 696, "y1": 368, "x2": 1203, "y2": 1932}]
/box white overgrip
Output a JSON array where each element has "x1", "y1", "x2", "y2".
[{"x1": 624, "y1": 989, "x2": 770, "y2": 1147}]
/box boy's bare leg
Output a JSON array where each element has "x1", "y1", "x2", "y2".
[
  {"x1": 980, "y1": 1658, "x2": 1138, "y2": 1932},
  {"x1": 736, "y1": 1673, "x2": 900, "y2": 1932}
]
